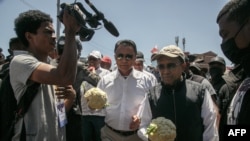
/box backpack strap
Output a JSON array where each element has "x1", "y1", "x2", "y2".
[
  {"x1": 14, "y1": 82, "x2": 40, "y2": 123},
  {"x1": 6, "y1": 82, "x2": 40, "y2": 141}
]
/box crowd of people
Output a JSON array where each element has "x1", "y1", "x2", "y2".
[{"x1": 0, "y1": 0, "x2": 250, "y2": 141}]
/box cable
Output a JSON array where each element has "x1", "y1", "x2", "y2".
[{"x1": 20, "y1": 0, "x2": 37, "y2": 9}]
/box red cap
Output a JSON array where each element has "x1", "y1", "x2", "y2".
[{"x1": 101, "y1": 56, "x2": 112, "y2": 64}]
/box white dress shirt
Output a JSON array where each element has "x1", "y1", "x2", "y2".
[
  {"x1": 201, "y1": 89, "x2": 219, "y2": 141},
  {"x1": 97, "y1": 69, "x2": 152, "y2": 131},
  {"x1": 142, "y1": 70, "x2": 158, "y2": 88}
]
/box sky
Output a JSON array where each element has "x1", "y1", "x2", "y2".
[{"x1": 0, "y1": 0, "x2": 230, "y2": 66}]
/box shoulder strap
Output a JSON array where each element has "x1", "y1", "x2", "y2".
[
  {"x1": 6, "y1": 82, "x2": 40, "y2": 141},
  {"x1": 14, "y1": 82, "x2": 40, "y2": 122}
]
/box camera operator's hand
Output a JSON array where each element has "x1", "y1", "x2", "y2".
[{"x1": 62, "y1": 9, "x2": 81, "y2": 35}]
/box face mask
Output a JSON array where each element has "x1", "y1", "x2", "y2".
[
  {"x1": 221, "y1": 39, "x2": 242, "y2": 64},
  {"x1": 209, "y1": 67, "x2": 223, "y2": 79},
  {"x1": 220, "y1": 19, "x2": 249, "y2": 64}
]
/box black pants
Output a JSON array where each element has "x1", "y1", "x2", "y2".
[
  {"x1": 81, "y1": 115, "x2": 105, "y2": 141},
  {"x1": 66, "y1": 112, "x2": 83, "y2": 141}
]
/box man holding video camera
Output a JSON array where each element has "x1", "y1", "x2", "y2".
[{"x1": 9, "y1": 6, "x2": 81, "y2": 141}]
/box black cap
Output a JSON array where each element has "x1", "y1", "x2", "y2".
[
  {"x1": 136, "y1": 51, "x2": 145, "y2": 62},
  {"x1": 209, "y1": 56, "x2": 226, "y2": 66}
]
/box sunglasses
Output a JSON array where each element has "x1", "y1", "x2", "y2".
[
  {"x1": 116, "y1": 54, "x2": 133, "y2": 61},
  {"x1": 157, "y1": 63, "x2": 180, "y2": 71}
]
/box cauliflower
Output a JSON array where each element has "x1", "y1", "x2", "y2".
[
  {"x1": 146, "y1": 117, "x2": 176, "y2": 141},
  {"x1": 84, "y1": 87, "x2": 108, "y2": 109}
]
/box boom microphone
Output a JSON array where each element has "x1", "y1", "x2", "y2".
[
  {"x1": 103, "y1": 18, "x2": 119, "y2": 37},
  {"x1": 85, "y1": 0, "x2": 119, "y2": 37},
  {"x1": 58, "y1": 0, "x2": 119, "y2": 41}
]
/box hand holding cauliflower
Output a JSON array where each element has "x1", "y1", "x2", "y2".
[
  {"x1": 146, "y1": 117, "x2": 176, "y2": 141},
  {"x1": 84, "y1": 87, "x2": 108, "y2": 109}
]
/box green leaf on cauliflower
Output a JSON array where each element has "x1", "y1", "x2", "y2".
[{"x1": 146, "y1": 117, "x2": 176, "y2": 141}]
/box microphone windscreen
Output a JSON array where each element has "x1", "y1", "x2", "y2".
[{"x1": 104, "y1": 20, "x2": 119, "y2": 37}]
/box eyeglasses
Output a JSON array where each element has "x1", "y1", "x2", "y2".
[
  {"x1": 157, "y1": 63, "x2": 180, "y2": 71},
  {"x1": 116, "y1": 54, "x2": 133, "y2": 61}
]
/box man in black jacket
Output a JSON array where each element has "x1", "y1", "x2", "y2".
[
  {"x1": 217, "y1": 0, "x2": 250, "y2": 140},
  {"x1": 140, "y1": 45, "x2": 218, "y2": 141}
]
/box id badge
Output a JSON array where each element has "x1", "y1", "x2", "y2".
[{"x1": 56, "y1": 100, "x2": 67, "y2": 127}]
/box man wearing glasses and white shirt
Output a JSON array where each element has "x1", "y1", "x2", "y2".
[{"x1": 97, "y1": 39, "x2": 153, "y2": 141}]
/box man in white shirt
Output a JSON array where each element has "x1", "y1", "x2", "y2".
[{"x1": 98, "y1": 39, "x2": 152, "y2": 141}]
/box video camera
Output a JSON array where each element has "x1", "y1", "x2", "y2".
[{"x1": 58, "y1": 0, "x2": 119, "y2": 41}]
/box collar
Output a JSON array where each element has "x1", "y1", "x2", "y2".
[
  {"x1": 161, "y1": 74, "x2": 185, "y2": 90},
  {"x1": 114, "y1": 68, "x2": 143, "y2": 79}
]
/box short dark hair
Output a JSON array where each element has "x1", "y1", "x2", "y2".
[
  {"x1": 217, "y1": 0, "x2": 250, "y2": 25},
  {"x1": 114, "y1": 39, "x2": 137, "y2": 54},
  {"x1": 8, "y1": 37, "x2": 25, "y2": 55},
  {"x1": 9, "y1": 37, "x2": 21, "y2": 49},
  {"x1": 14, "y1": 10, "x2": 53, "y2": 47}
]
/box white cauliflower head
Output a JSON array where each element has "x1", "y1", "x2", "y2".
[
  {"x1": 84, "y1": 87, "x2": 108, "y2": 109},
  {"x1": 146, "y1": 117, "x2": 176, "y2": 141}
]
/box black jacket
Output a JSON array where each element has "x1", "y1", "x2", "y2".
[{"x1": 148, "y1": 78, "x2": 206, "y2": 141}]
